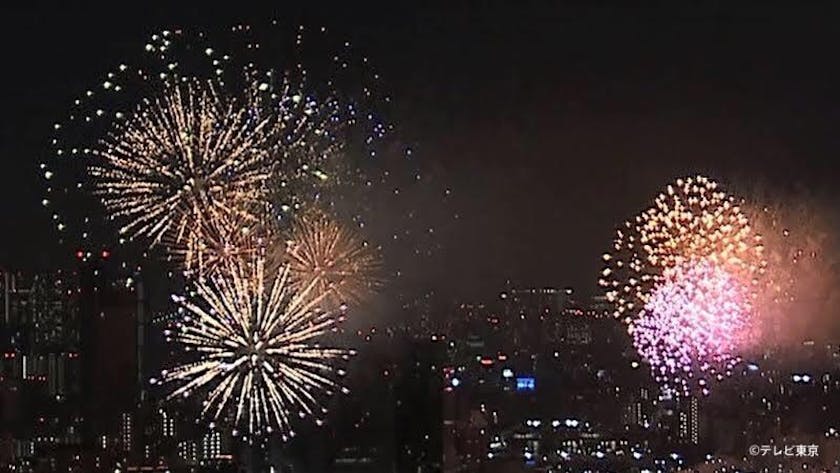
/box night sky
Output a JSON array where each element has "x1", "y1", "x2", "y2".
[{"x1": 2, "y1": 2, "x2": 839, "y2": 299}]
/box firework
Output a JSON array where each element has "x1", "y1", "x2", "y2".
[
  {"x1": 631, "y1": 259, "x2": 752, "y2": 395},
  {"x1": 43, "y1": 27, "x2": 372, "y2": 264},
  {"x1": 171, "y1": 208, "x2": 272, "y2": 277},
  {"x1": 89, "y1": 80, "x2": 276, "y2": 248},
  {"x1": 600, "y1": 175, "x2": 764, "y2": 325},
  {"x1": 156, "y1": 254, "x2": 353, "y2": 439},
  {"x1": 274, "y1": 209, "x2": 382, "y2": 309},
  {"x1": 600, "y1": 176, "x2": 765, "y2": 394}
]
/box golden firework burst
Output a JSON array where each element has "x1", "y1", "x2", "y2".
[{"x1": 274, "y1": 209, "x2": 382, "y2": 310}]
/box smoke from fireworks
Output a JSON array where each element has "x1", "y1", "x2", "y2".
[
  {"x1": 275, "y1": 209, "x2": 382, "y2": 310},
  {"x1": 744, "y1": 192, "x2": 840, "y2": 344},
  {"x1": 600, "y1": 176, "x2": 765, "y2": 394},
  {"x1": 156, "y1": 255, "x2": 353, "y2": 439}
]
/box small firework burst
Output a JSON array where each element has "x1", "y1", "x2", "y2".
[
  {"x1": 273, "y1": 209, "x2": 382, "y2": 310},
  {"x1": 170, "y1": 205, "x2": 272, "y2": 277}
]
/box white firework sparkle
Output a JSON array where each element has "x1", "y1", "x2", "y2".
[{"x1": 157, "y1": 254, "x2": 353, "y2": 439}]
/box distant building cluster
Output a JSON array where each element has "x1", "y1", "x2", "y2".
[
  {"x1": 1, "y1": 265, "x2": 840, "y2": 472},
  {"x1": 0, "y1": 261, "x2": 243, "y2": 472}
]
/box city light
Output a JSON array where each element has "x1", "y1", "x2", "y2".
[{"x1": 516, "y1": 377, "x2": 535, "y2": 391}]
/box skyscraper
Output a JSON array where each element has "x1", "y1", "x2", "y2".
[
  {"x1": 77, "y1": 255, "x2": 141, "y2": 460},
  {"x1": 677, "y1": 396, "x2": 700, "y2": 446},
  {"x1": 393, "y1": 339, "x2": 444, "y2": 473},
  {"x1": 0, "y1": 269, "x2": 81, "y2": 470}
]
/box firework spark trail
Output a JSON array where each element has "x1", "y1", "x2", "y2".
[
  {"x1": 274, "y1": 209, "x2": 382, "y2": 310},
  {"x1": 631, "y1": 260, "x2": 752, "y2": 395},
  {"x1": 156, "y1": 254, "x2": 353, "y2": 439}
]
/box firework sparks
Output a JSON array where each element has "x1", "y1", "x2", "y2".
[
  {"x1": 275, "y1": 209, "x2": 382, "y2": 310},
  {"x1": 171, "y1": 208, "x2": 271, "y2": 277},
  {"x1": 44, "y1": 26, "x2": 449, "y2": 290},
  {"x1": 600, "y1": 176, "x2": 765, "y2": 394},
  {"x1": 631, "y1": 260, "x2": 752, "y2": 396},
  {"x1": 90, "y1": 80, "x2": 276, "y2": 247},
  {"x1": 600, "y1": 175, "x2": 764, "y2": 325},
  {"x1": 44, "y1": 27, "x2": 356, "y2": 260},
  {"x1": 156, "y1": 254, "x2": 353, "y2": 439}
]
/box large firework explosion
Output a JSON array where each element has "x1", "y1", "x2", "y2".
[
  {"x1": 155, "y1": 254, "x2": 353, "y2": 440},
  {"x1": 43, "y1": 25, "x2": 453, "y2": 287},
  {"x1": 600, "y1": 175, "x2": 764, "y2": 324},
  {"x1": 273, "y1": 208, "x2": 382, "y2": 310},
  {"x1": 600, "y1": 175, "x2": 765, "y2": 394},
  {"x1": 90, "y1": 80, "x2": 276, "y2": 246},
  {"x1": 43, "y1": 26, "x2": 377, "y2": 266}
]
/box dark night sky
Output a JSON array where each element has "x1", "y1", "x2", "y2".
[{"x1": 2, "y1": 1, "x2": 840, "y2": 299}]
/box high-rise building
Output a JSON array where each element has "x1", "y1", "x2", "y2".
[
  {"x1": 393, "y1": 339, "x2": 444, "y2": 473},
  {"x1": 121, "y1": 412, "x2": 134, "y2": 452},
  {"x1": 78, "y1": 257, "x2": 141, "y2": 446},
  {"x1": 0, "y1": 269, "x2": 82, "y2": 470},
  {"x1": 201, "y1": 429, "x2": 221, "y2": 461},
  {"x1": 501, "y1": 287, "x2": 571, "y2": 318},
  {"x1": 177, "y1": 439, "x2": 198, "y2": 465},
  {"x1": 677, "y1": 396, "x2": 700, "y2": 445}
]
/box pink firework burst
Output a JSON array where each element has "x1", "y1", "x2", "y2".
[{"x1": 631, "y1": 259, "x2": 754, "y2": 396}]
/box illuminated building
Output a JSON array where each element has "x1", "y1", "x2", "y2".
[
  {"x1": 160, "y1": 410, "x2": 175, "y2": 438},
  {"x1": 677, "y1": 397, "x2": 700, "y2": 445},
  {"x1": 201, "y1": 429, "x2": 221, "y2": 461},
  {"x1": 177, "y1": 440, "x2": 198, "y2": 465},
  {"x1": 564, "y1": 318, "x2": 592, "y2": 345},
  {"x1": 0, "y1": 270, "x2": 82, "y2": 471},
  {"x1": 501, "y1": 287, "x2": 574, "y2": 316},
  {"x1": 121, "y1": 412, "x2": 133, "y2": 452}
]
